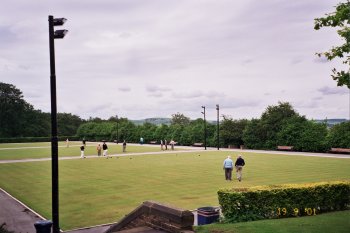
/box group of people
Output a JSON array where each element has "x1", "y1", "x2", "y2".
[
  {"x1": 160, "y1": 139, "x2": 175, "y2": 150},
  {"x1": 80, "y1": 141, "x2": 110, "y2": 159},
  {"x1": 223, "y1": 155, "x2": 246, "y2": 182},
  {"x1": 80, "y1": 140, "x2": 128, "y2": 159},
  {"x1": 78, "y1": 138, "x2": 246, "y2": 182}
]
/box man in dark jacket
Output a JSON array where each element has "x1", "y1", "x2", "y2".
[
  {"x1": 103, "y1": 142, "x2": 109, "y2": 158},
  {"x1": 235, "y1": 155, "x2": 245, "y2": 182}
]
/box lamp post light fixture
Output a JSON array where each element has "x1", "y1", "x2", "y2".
[
  {"x1": 201, "y1": 106, "x2": 207, "y2": 150},
  {"x1": 48, "y1": 15, "x2": 68, "y2": 233},
  {"x1": 216, "y1": 104, "x2": 220, "y2": 150}
]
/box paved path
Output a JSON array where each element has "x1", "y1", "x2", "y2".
[
  {"x1": 0, "y1": 188, "x2": 44, "y2": 233},
  {"x1": 0, "y1": 149, "x2": 206, "y2": 164},
  {"x1": 0, "y1": 146, "x2": 348, "y2": 164}
]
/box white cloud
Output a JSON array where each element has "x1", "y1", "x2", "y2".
[
  {"x1": 318, "y1": 86, "x2": 349, "y2": 95},
  {"x1": 0, "y1": 0, "x2": 347, "y2": 120}
]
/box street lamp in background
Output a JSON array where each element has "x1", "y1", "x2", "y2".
[
  {"x1": 216, "y1": 104, "x2": 220, "y2": 150},
  {"x1": 116, "y1": 115, "x2": 119, "y2": 143},
  {"x1": 201, "y1": 106, "x2": 207, "y2": 150},
  {"x1": 48, "y1": 15, "x2": 68, "y2": 233}
]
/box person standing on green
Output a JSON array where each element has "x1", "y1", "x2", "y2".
[
  {"x1": 80, "y1": 145, "x2": 85, "y2": 158},
  {"x1": 122, "y1": 140, "x2": 127, "y2": 152},
  {"x1": 103, "y1": 142, "x2": 109, "y2": 158},
  {"x1": 223, "y1": 155, "x2": 233, "y2": 181},
  {"x1": 235, "y1": 155, "x2": 246, "y2": 182},
  {"x1": 97, "y1": 144, "x2": 102, "y2": 156}
]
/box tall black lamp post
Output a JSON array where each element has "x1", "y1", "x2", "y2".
[
  {"x1": 201, "y1": 106, "x2": 207, "y2": 150},
  {"x1": 48, "y1": 15, "x2": 68, "y2": 233},
  {"x1": 216, "y1": 104, "x2": 220, "y2": 150},
  {"x1": 116, "y1": 115, "x2": 119, "y2": 143}
]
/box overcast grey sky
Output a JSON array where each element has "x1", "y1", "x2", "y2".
[{"x1": 1, "y1": 0, "x2": 348, "y2": 120}]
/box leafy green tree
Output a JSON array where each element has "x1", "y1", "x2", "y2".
[
  {"x1": 179, "y1": 127, "x2": 193, "y2": 145},
  {"x1": 167, "y1": 124, "x2": 183, "y2": 142},
  {"x1": 189, "y1": 118, "x2": 205, "y2": 144},
  {"x1": 94, "y1": 122, "x2": 114, "y2": 141},
  {"x1": 0, "y1": 82, "x2": 33, "y2": 137},
  {"x1": 298, "y1": 121, "x2": 329, "y2": 152},
  {"x1": 327, "y1": 121, "x2": 350, "y2": 148},
  {"x1": 76, "y1": 122, "x2": 99, "y2": 140},
  {"x1": 137, "y1": 122, "x2": 157, "y2": 143},
  {"x1": 88, "y1": 117, "x2": 103, "y2": 123},
  {"x1": 314, "y1": 1, "x2": 350, "y2": 87},
  {"x1": 206, "y1": 123, "x2": 216, "y2": 147},
  {"x1": 57, "y1": 113, "x2": 84, "y2": 136},
  {"x1": 23, "y1": 110, "x2": 51, "y2": 137},
  {"x1": 276, "y1": 116, "x2": 308, "y2": 150},
  {"x1": 115, "y1": 120, "x2": 137, "y2": 142},
  {"x1": 153, "y1": 124, "x2": 169, "y2": 142},
  {"x1": 171, "y1": 112, "x2": 190, "y2": 126},
  {"x1": 242, "y1": 119, "x2": 265, "y2": 149},
  {"x1": 242, "y1": 102, "x2": 300, "y2": 149},
  {"x1": 260, "y1": 102, "x2": 299, "y2": 149},
  {"x1": 220, "y1": 116, "x2": 249, "y2": 147}
]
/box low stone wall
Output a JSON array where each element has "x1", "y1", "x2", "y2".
[{"x1": 106, "y1": 201, "x2": 194, "y2": 233}]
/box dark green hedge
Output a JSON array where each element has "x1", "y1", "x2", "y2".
[
  {"x1": 0, "y1": 136, "x2": 79, "y2": 143},
  {"x1": 218, "y1": 181, "x2": 350, "y2": 223}
]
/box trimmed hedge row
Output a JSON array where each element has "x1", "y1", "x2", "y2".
[
  {"x1": 218, "y1": 181, "x2": 350, "y2": 223},
  {"x1": 0, "y1": 136, "x2": 80, "y2": 143}
]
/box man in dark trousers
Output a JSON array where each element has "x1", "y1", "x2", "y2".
[
  {"x1": 102, "y1": 141, "x2": 109, "y2": 158},
  {"x1": 223, "y1": 155, "x2": 233, "y2": 181},
  {"x1": 122, "y1": 140, "x2": 127, "y2": 152},
  {"x1": 235, "y1": 155, "x2": 245, "y2": 182}
]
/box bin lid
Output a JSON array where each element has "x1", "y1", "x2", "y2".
[
  {"x1": 197, "y1": 206, "x2": 218, "y2": 213},
  {"x1": 34, "y1": 220, "x2": 53, "y2": 226}
]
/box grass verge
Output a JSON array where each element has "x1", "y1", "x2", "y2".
[{"x1": 195, "y1": 210, "x2": 350, "y2": 233}]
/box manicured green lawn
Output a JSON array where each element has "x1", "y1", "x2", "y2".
[
  {"x1": 0, "y1": 142, "x2": 178, "y2": 160},
  {"x1": 195, "y1": 210, "x2": 350, "y2": 233},
  {"x1": 0, "y1": 150, "x2": 349, "y2": 230}
]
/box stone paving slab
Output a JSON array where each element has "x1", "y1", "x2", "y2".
[{"x1": 0, "y1": 188, "x2": 44, "y2": 233}]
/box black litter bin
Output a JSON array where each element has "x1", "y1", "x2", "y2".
[
  {"x1": 197, "y1": 206, "x2": 219, "y2": 225},
  {"x1": 34, "y1": 220, "x2": 52, "y2": 233}
]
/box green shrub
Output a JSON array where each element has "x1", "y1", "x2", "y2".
[
  {"x1": 218, "y1": 181, "x2": 350, "y2": 223},
  {"x1": 327, "y1": 121, "x2": 350, "y2": 148}
]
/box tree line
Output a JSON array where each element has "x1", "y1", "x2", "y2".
[
  {"x1": 1, "y1": 82, "x2": 349, "y2": 152},
  {"x1": 76, "y1": 102, "x2": 350, "y2": 152},
  {"x1": 0, "y1": 82, "x2": 83, "y2": 138}
]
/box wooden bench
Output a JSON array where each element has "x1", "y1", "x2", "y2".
[
  {"x1": 149, "y1": 141, "x2": 157, "y2": 144},
  {"x1": 277, "y1": 146, "x2": 293, "y2": 151},
  {"x1": 330, "y1": 148, "x2": 350, "y2": 154},
  {"x1": 192, "y1": 143, "x2": 204, "y2": 147}
]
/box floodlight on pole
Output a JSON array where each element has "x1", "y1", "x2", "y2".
[
  {"x1": 54, "y1": 30, "x2": 69, "y2": 39},
  {"x1": 53, "y1": 18, "x2": 67, "y2": 26},
  {"x1": 201, "y1": 106, "x2": 207, "y2": 150},
  {"x1": 48, "y1": 15, "x2": 68, "y2": 233}
]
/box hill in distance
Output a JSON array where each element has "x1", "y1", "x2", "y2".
[{"x1": 131, "y1": 118, "x2": 171, "y2": 126}]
